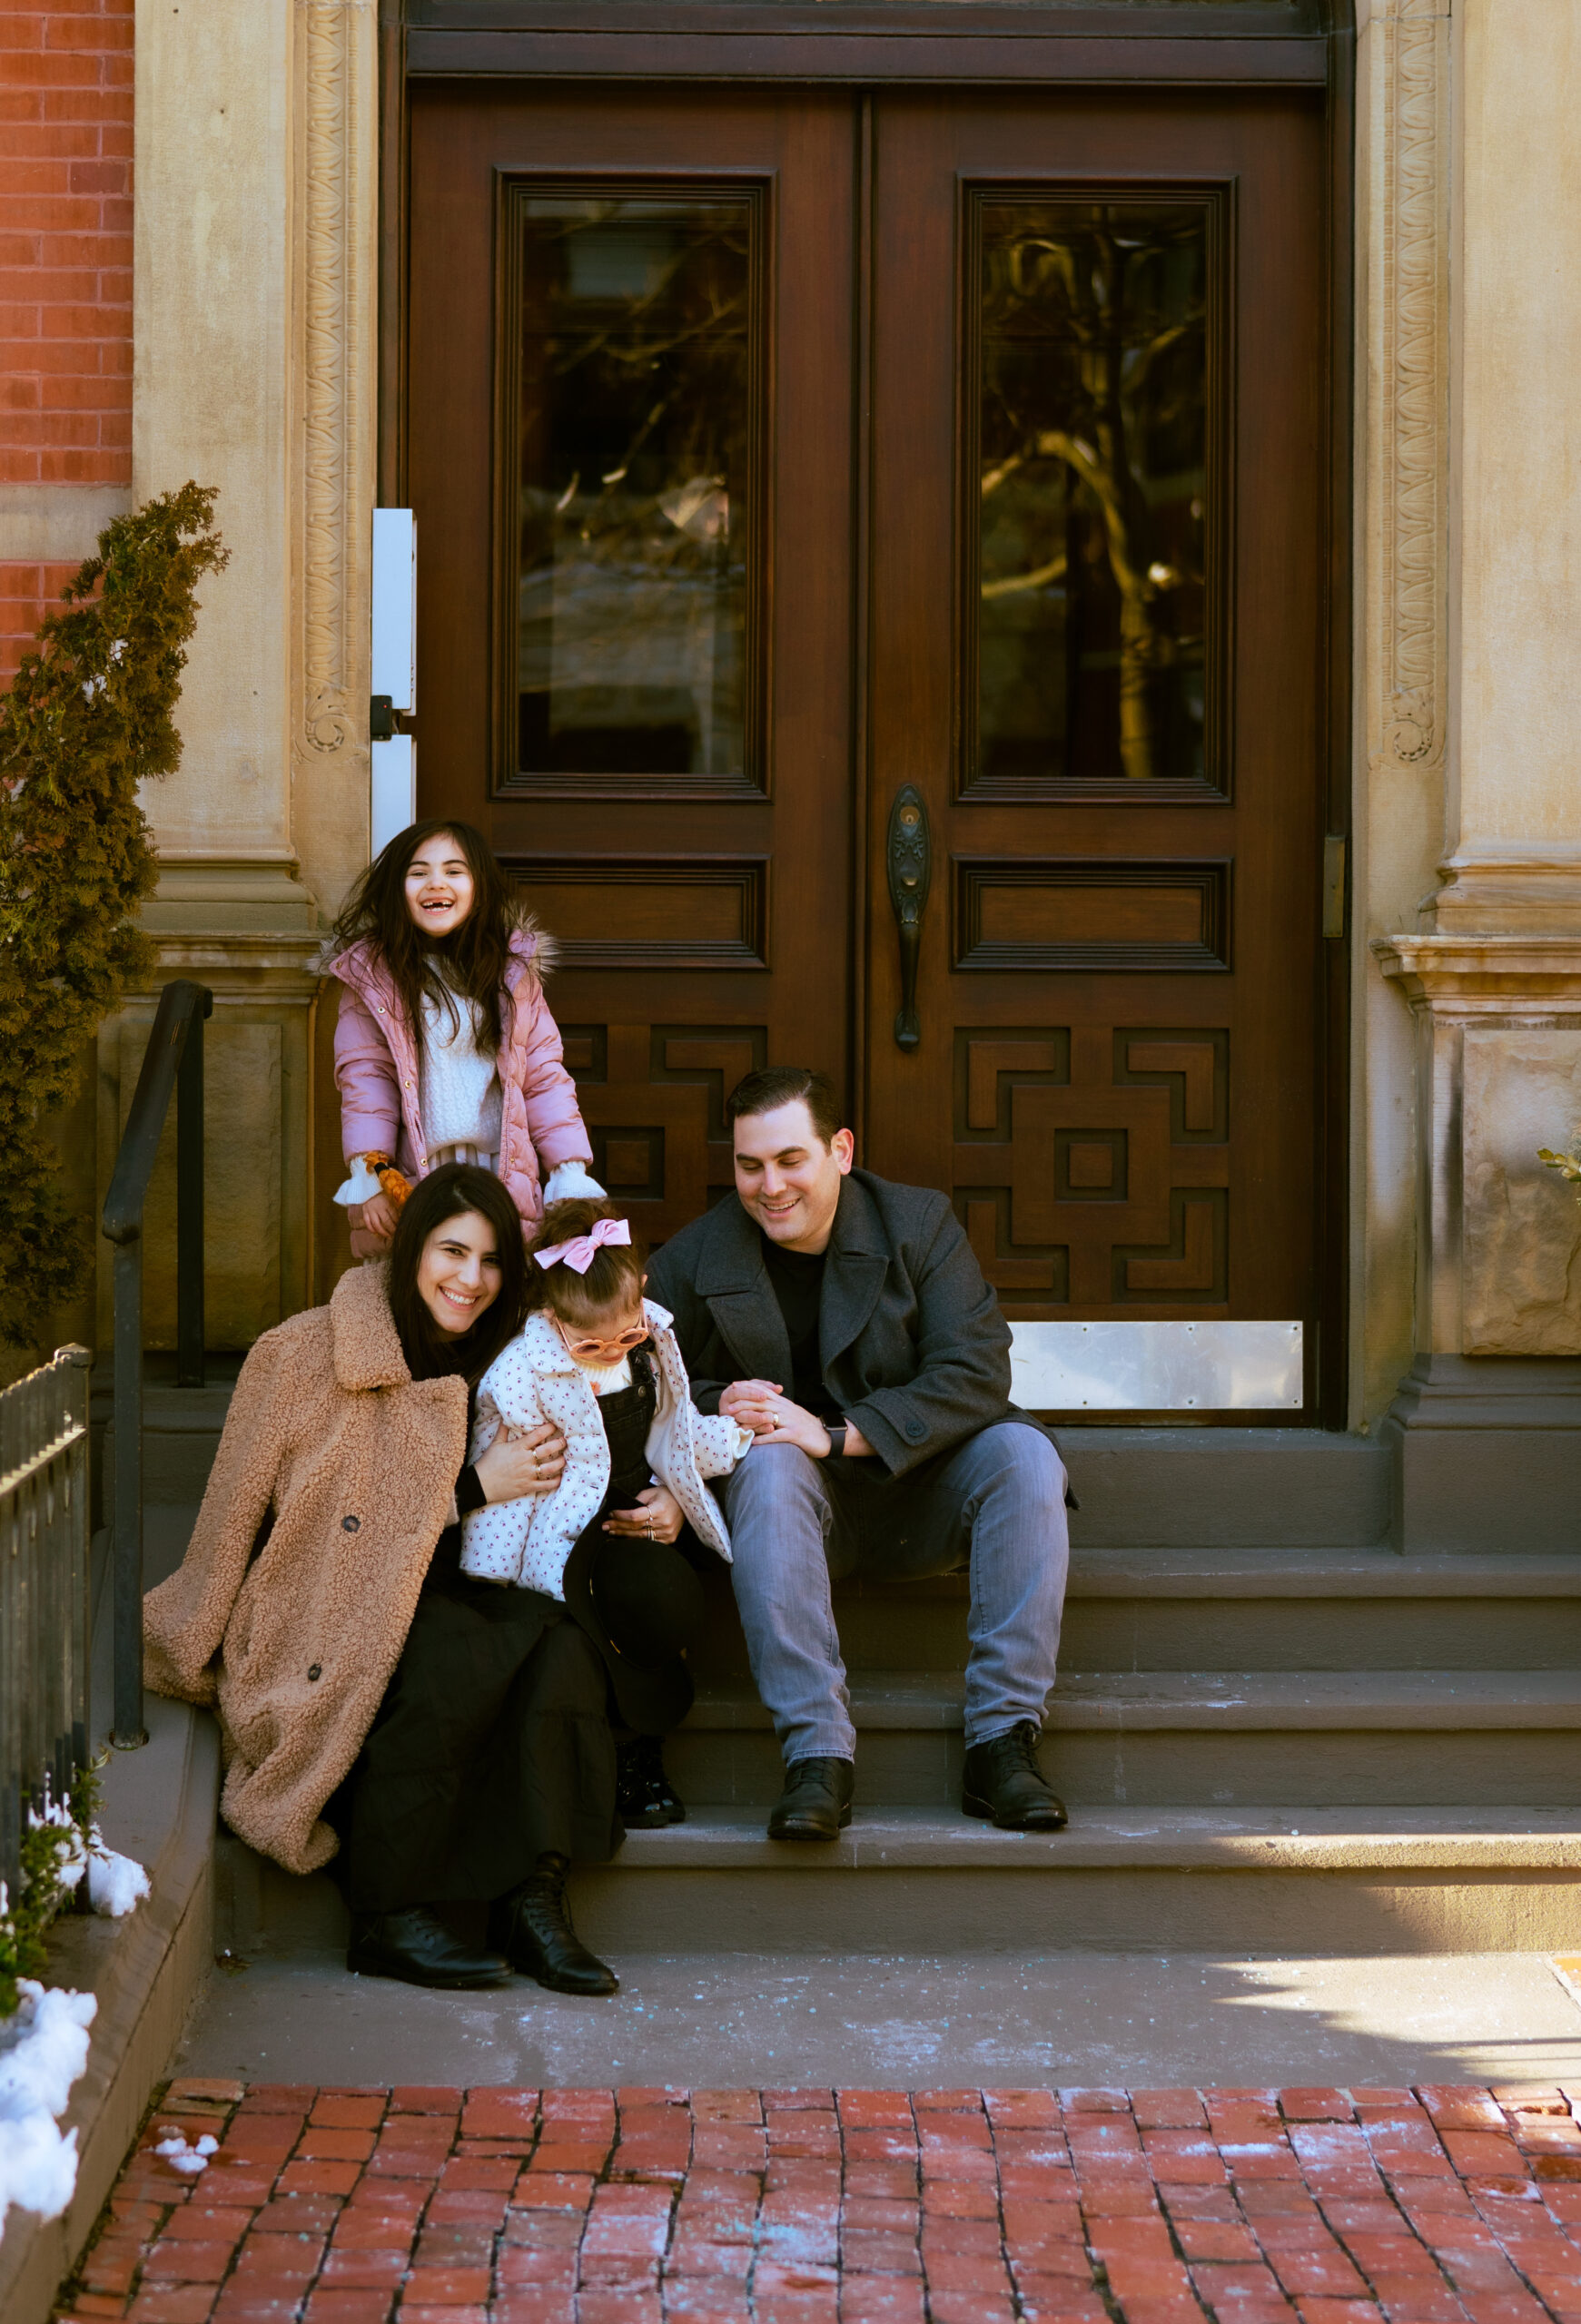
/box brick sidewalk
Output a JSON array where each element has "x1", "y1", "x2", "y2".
[{"x1": 54, "y1": 2080, "x2": 1581, "y2": 2324}]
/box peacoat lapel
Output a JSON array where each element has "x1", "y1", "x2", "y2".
[
  {"x1": 694, "y1": 1197, "x2": 795, "y2": 1385},
  {"x1": 819, "y1": 1175, "x2": 891, "y2": 1372}
]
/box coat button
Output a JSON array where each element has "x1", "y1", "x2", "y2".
[
  {"x1": 341, "y1": 1515, "x2": 360, "y2": 1531},
  {"x1": 307, "y1": 1664, "x2": 321, "y2": 1681},
  {"x1": 904, "y1": 1416, "x2": 926, "y2": 1441}
]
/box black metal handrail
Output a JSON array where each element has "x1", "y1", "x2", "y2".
[{"x1": 101, "y1": 979, "x2": 212, "y2": 1748}]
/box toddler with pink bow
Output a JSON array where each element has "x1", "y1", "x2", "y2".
[{"x1": 461, "y1": 1198, "x2": 752, "y2": 1829}]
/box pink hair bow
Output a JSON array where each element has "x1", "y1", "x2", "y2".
[{"x1": 535, "y1": 1216, "x2": 632, "y2": 1275}]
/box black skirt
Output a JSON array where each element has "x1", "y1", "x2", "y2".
[{"x1": 335, "y1": 1558, "x2": 622, "y2": 1913}]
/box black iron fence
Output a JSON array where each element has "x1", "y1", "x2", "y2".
[
  {"x1": 0, "y1": 1345, "x2": 92, "y2": 1904},
  {"x1": 103, "y1": 978, "x2": 212, "y2": 1748}
]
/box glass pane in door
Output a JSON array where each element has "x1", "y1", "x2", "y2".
[
  {"x1": 509, "y1": 188, "x2": 760, "y2": 786},
  {"x1": 970, "y1": 194, "x2": 1220, "y2": 796}
]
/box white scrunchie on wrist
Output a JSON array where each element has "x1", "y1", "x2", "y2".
[{"x1": 332, "y1": 1155, "x2": 384, "y2": 1207}]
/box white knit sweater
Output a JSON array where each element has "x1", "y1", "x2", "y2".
[{"x1": 419, "y1": 983, "x2": 503, "y2": 1159}]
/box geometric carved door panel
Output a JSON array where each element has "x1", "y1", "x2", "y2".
[
  {"x1": 561, "y1": 1023, "x2": 764, "y2": 1246},
  {"x1": 953, "y1": 1028, "x2": 1229, "y2": 1308}
]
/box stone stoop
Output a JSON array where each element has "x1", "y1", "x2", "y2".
[
  {"x1": 120, "y1": 1377, "x2": 1581, "y2": 1959},
  {"x1": 209, "y1": 1548, "x2": 1581, "y2": 1963}
]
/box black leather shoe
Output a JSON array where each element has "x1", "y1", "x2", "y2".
[
  {"x1": 347, "y1": 1905, "x2": 512, "y2": 1990},
  {"x1": 767, "y1": 1756, "x2": 855, "y2": 1842},
  {"x1": 962, "y1": 1721, "x2": 1068, "y2": 1831},
  {"x1": 489, "y1": 1854, "x2": 618, "y2": 1995},
  {"x1": 617, "y1": 1735, "x2": 687, "y2": 1828}
]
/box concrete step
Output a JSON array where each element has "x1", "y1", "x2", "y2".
[
  {"x1": 96, "y1": 1378, "x2": 240, "y2": 1521},
  {"x1": 791, "y1": 1552, "x2": 1581, "y2": 1681},
  {"x1": 578, "y1": 1805, "x2": 1581, "y2": 1954},
  {"x1": 669, "y1": 1668, "x2": 1581, "y2": 1807},
  {"x1": 214, "y1": 1806, "x2": 1581, "y2": 1962},
  {"x1": 90, "y1": 1366, "x2": 1395, "y2": 1550},
  {"x1": 1060, "y1": 1428, "x2": 1390, "y2": 1549}
]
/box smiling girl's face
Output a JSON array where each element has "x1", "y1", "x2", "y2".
[
  {"x1": 418, "y1": 1209, "x2": 503, "y2": 1338},
  {"x1": 404, "y1": 832, "x2": 476, "y2": 941}
]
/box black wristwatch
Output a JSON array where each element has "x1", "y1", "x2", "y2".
[{"x1": 825, "y1": 1422, "x2": 848, "y2": 1459}]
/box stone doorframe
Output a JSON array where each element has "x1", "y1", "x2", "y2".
[
  {"x1": 1357, "y1": 0, "x2": 1581, "y2": 1543},
  {"x1": 123, "y1": 2, "x2": 1581, "y2": 1536},
  {"x1": 118, "y1": 0, "x2": 379, "y2": 1340}
]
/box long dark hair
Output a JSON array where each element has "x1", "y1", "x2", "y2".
[
  {"x1": 387, "y1": 1164, "x2": 529, "y2": 1383},
  {"x1": 327, "y1": 818, "x2": 519, "y2": 1053},
  {"x1": 526, "y1": 1198, "x2": 647, "y2": 1332}
]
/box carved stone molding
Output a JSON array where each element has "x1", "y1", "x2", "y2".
[
  {"x1": 1374, "y1": 0, "x2": 1450, "y2": 774},
  {"x1": 292, "y1": 0, "x2": 377, "y2": 787},
  {"x1": 1374, "y1": 935, "x2": 1581, "y2": 1368},
  {"x1": 1373, "y1": 935, "x2": 1581, "y2": 1021}
]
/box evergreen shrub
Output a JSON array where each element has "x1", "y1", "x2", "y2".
[{"x1": 0, "y1": 483, "x2": 227, "y2": 1348}]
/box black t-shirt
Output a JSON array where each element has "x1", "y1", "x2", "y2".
[{"x1": 760, "y1": 1234, "x2": 840, "y2": 1420}]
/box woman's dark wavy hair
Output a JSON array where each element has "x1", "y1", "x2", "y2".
[
  {"x1": 327, "y1": 818, "x2": 518, "y2": 1054},
  {"x1": 526, "y1": 1197, "x2": 647, "y2": 1332},
  {"x1": 387, "y1": 1164, "x2": 529, "y2": 1383}
]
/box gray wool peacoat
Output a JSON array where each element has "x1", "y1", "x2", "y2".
[{"x1": 647, "y1": 1167, "x2": 1062, "y2": 1482}]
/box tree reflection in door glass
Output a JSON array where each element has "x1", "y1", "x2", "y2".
[
  {"x1": 976, "y1": 200, "x2": 1210, "y2": 788},
  {"x1": 517, "y1": 193, "x2": 752, "y2": 779}
]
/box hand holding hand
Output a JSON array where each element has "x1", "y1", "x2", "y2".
[
  {"x1": 720, "y1": 1378, "x2": 785, "y2": 1436},
  {"x1": 604, "y1": 1484, "x2": 684, "y2": 1544},
  {"x1": 474, "y1": 1421, "x2": 568, "y2": 1503},
  {"x1": 733, "y1": 1388, "x2": 833, "y2": 1458},
  {"x1": 361, "y1": 1190, "x2": 399, "y2": 1242}
]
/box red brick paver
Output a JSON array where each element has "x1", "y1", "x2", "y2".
[{"x1": 54, "y1": 2082, "x2": 1581, "y2": 2324}]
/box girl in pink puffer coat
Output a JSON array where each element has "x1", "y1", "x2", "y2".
[{"x1": 323, "y1": 820, "x2": 603, "y2": 1258}]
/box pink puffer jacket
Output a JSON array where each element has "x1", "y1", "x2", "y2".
[{"x1": 326, "y1": 922, "x2": 593, "y2": 1252}]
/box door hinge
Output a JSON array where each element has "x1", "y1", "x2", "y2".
[{"x1": 1322, "y1": 834, "x2": 1347, "y2": 940}]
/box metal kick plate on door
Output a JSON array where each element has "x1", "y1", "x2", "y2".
[{"x1": 1008, "y1": 1320, "x2": 1304, "y2": 1411}]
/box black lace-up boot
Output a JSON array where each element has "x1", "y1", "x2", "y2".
[
  {"x1": 766, "y1": 1756, "x2": 855, "y2": 1842},
  {"x1": 347, "y1": 1905, "x2": 512, "y2": 1990},
  {"x1": 962, "y1": 1720, "x2": 1068, "y2": 1831},
  {"x1": 617, "y1": 1735, "x2": 687, "y2": 1828},
  {"x1": 489, "y1": 1853, "x2": 619, "y2": 1995}
]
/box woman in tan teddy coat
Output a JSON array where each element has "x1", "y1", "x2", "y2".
[{"x1": 143, "y1": 1163, "x2": 649, "y2": 1994}]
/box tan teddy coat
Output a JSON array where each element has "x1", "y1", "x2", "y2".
[{"x1": 143, "y1": 1263, "x2": 469, "y2": 1876}]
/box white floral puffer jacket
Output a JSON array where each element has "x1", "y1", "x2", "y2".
[{"x1": 460, "y1": 1299, "x2": 751, "y2": 1597}]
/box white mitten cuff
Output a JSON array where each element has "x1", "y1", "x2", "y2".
[
  {"x1": 542, "y1": 1160, "x2": 607, "y2": 1203},
  {"x1": 333, "y1": 1154, "x2": 384, "y2": 1207}
]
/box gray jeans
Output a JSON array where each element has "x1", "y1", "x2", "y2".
[{"x1": 721, "y1": 1421, "x2": 1070, "y2": 1765}]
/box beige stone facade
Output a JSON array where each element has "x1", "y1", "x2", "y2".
[
  {"x1": 1356, "y1": 0, "x2": 1581, "y2": 1451},
  {"x1": 62, "y1": 2, "x2": 1581, "y2": 1498},
  {"x1": 83, "y1": 0, "x2": 379, "y2": 1350}
]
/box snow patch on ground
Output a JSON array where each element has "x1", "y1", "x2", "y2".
[
  {"x1": 152, "y1": 2132, "x2": 217, "y2": 2177},
  {"x1": 87, "y1": 1834, "x2": 150, "y2": 1918},
  {"x1": 0, "y1": 1981, "x2": 96, "y2": 2229}
]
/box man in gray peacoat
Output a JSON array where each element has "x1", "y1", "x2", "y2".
[{"x1": 647, "y1": 1066, "x2": 1071, "y2": 1841}]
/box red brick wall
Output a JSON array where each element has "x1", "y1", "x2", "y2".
[{"x1": 0, "y1": 0, "x2": 133, "y2": 677}]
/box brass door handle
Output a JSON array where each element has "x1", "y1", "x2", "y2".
[{"x1": 885, "y1": 784, "x2": 932, "y2": 1052}]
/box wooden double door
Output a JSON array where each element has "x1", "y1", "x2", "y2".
[{"x1": 408, "y1": 78, "x2": 1332, "y2": 1377}]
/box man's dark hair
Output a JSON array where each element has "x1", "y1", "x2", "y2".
[{"x1": 725, "y1": 1067, "x2": 845, "y2": 1147}]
